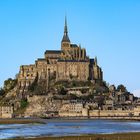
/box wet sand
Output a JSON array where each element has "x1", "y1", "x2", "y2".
[
  {"x1": 0, "y1": 117, "x2": 140, "y2": 125},
  {"x1": 1, "y1": 118, "x2": 140, "y2": 140},
  {"x1": 0, "y1": 118, "x2": 45, "y2": 124},
  {"x1": 9, "y1": 132, "x2": 140, "y2": 140}
]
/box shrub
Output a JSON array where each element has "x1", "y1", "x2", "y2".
[
  {"x1": 0, "y1": 88, "x2": 5, "y2": 96},
  {"x1": 3, "y1": 78, "x2": 17, "y2": 93},
  {"x1": 20, "y1": 99, "x2": 28, "y2": 109}
]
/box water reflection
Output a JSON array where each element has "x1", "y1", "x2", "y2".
[{"x1": 0, "y1": 119, "x2": 140, "y2": 139}]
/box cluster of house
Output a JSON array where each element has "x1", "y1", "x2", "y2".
[
  {"x1": 0, "y1": 87, "x2": 140, "y2": 118},
  {"x1": 58, "y1": 85, "x2": 140, "y2": 118},
  {"x1": 59, "y1": 100, "x2": 140, "y2": 118},
  {"x1": 0, "y1": 83, "x2": 139, "y2": 118},
  {"x1": 0, "y1": 105, "x2": 13, "y2": 118}
]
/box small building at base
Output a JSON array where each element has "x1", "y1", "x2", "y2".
[{"x1": 0, "y1": 106, "x2": 14, "y2": 118}]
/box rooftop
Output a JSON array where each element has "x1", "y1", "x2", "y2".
[{"x1": 45, "y1": 50, "x2": 62, "y2": 54}]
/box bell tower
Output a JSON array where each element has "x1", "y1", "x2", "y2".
[{"x1": 61, "y1": 16, "x2": 70, "y2": 50}]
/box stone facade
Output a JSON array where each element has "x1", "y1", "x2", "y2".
[
  {"x1": 66, "y1": 87, "x2": 90, "y2": 96},
  {"x1": 17, "y1": 17, "x2": 103, "y2": 94},
  {"x1": 59, "y1": 102, "x2": 88, "y2": 117},
  {"x1": 0, "y1": 106, "x2": 14, "y2": 118},
  {"x1": 59, "y1": 102, "x2": 140, "y2": 118},
  {"x1": 25, "y1": 95, "x2": 62, "y2": 117}
]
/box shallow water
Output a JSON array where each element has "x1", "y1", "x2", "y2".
[{"x1": 0, "y1": 119, "x2": 140, "y2": 139}]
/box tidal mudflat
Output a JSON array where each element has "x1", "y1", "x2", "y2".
[{"x1": 1, "y1": 119, "x2": 140, "y2": 139}]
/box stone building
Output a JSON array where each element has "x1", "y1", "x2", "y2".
[
  {"x1": 66, "y1": 86, "x2": 90, "y2": 96},
  {"x1": 0, "y1": 106, "x2": 14, "y2": 118},
  {"x1": 17, "y1": 17, "x2": 103, "y2": 94},
  {"x1": 59, "y1": 102, "x2": 89, "y2": 117}
]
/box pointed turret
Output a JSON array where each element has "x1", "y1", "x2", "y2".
[
  {"x1": 94, "y1": 56, "x2": 98, "y2": 66},
  {"x1": 61, "y1": 16, "x2": 70, "y2": 43}
]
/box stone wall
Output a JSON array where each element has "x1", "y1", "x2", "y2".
[
  {"x1": 25, "y1": 95, "x2": 62, "y2": 117},
  {"x1": 89, "y1": 110, "x2": 134, "y2": 117},
  {"x1": 57, "y1": 61, "x2": 89, "y2": 81},
  {"x1": 59, "y1": 105, "x2": 140, "y2": 118}
]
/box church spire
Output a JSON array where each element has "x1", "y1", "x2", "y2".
[
  {"x1": 64, "y1": 16, "x2": 68, "y2": 35},
  {"x1": 62, "y1": 16, "x2": 70, "y2": 43}
]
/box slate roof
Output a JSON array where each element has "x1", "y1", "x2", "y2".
[
  {"x1": 37, "y1": 58, "x2": 46, "y2": 61},
  {"x1": 58, "y1": 59, "x2": 89, "y2": 62},
  {"x1": 70, "y1": 44, "x2": 78, "y2": 48},
  {"x1": 61, "y1": 34, "x2": 70, "y2": 42},
  {"x1": 45, "y1": 50, "x2": 62, "y2": 54}
]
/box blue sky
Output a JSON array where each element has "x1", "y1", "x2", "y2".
[{"x1": 0, "y1": 0, "x2": 140, "y2": 96}]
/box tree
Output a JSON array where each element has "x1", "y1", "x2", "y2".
[
  {"x1": 20, "y1": 99, "x2": 28, "y2": 109},
  {"x1": 0, "y1": 88, "x2": 5, "y2": 96},
  {"x1": 3, "y1": 78, "x2": 17, "y2": 93},
  {"x1": 57, "y1": 85, "x2": 67, "y2": 95},
  {"x1": 117, "y1": 84, "x2": 127, "y2": 92}
]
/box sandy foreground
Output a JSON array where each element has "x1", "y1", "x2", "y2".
[
  {"x1": 0, "y1": 118, "x2": 45, "y2": 124},
  {"x1": 8, "y1": 132, "x2": 140, "y2": 140}
]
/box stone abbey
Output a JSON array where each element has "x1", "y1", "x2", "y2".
[
  {"x1": 18, "y1": 17, "x2": 103, "y2": 94},
  {"x1": 1, "y1": 18, "x2": 139, "y2": 119}
]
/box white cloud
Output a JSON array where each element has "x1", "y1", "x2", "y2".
[{"x1": 133, "y1": 89, "x2": 140, "y2": 97}]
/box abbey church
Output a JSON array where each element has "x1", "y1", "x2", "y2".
[{"x1": 18, "y1": 17, "x2": 103, "y2": 93}]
